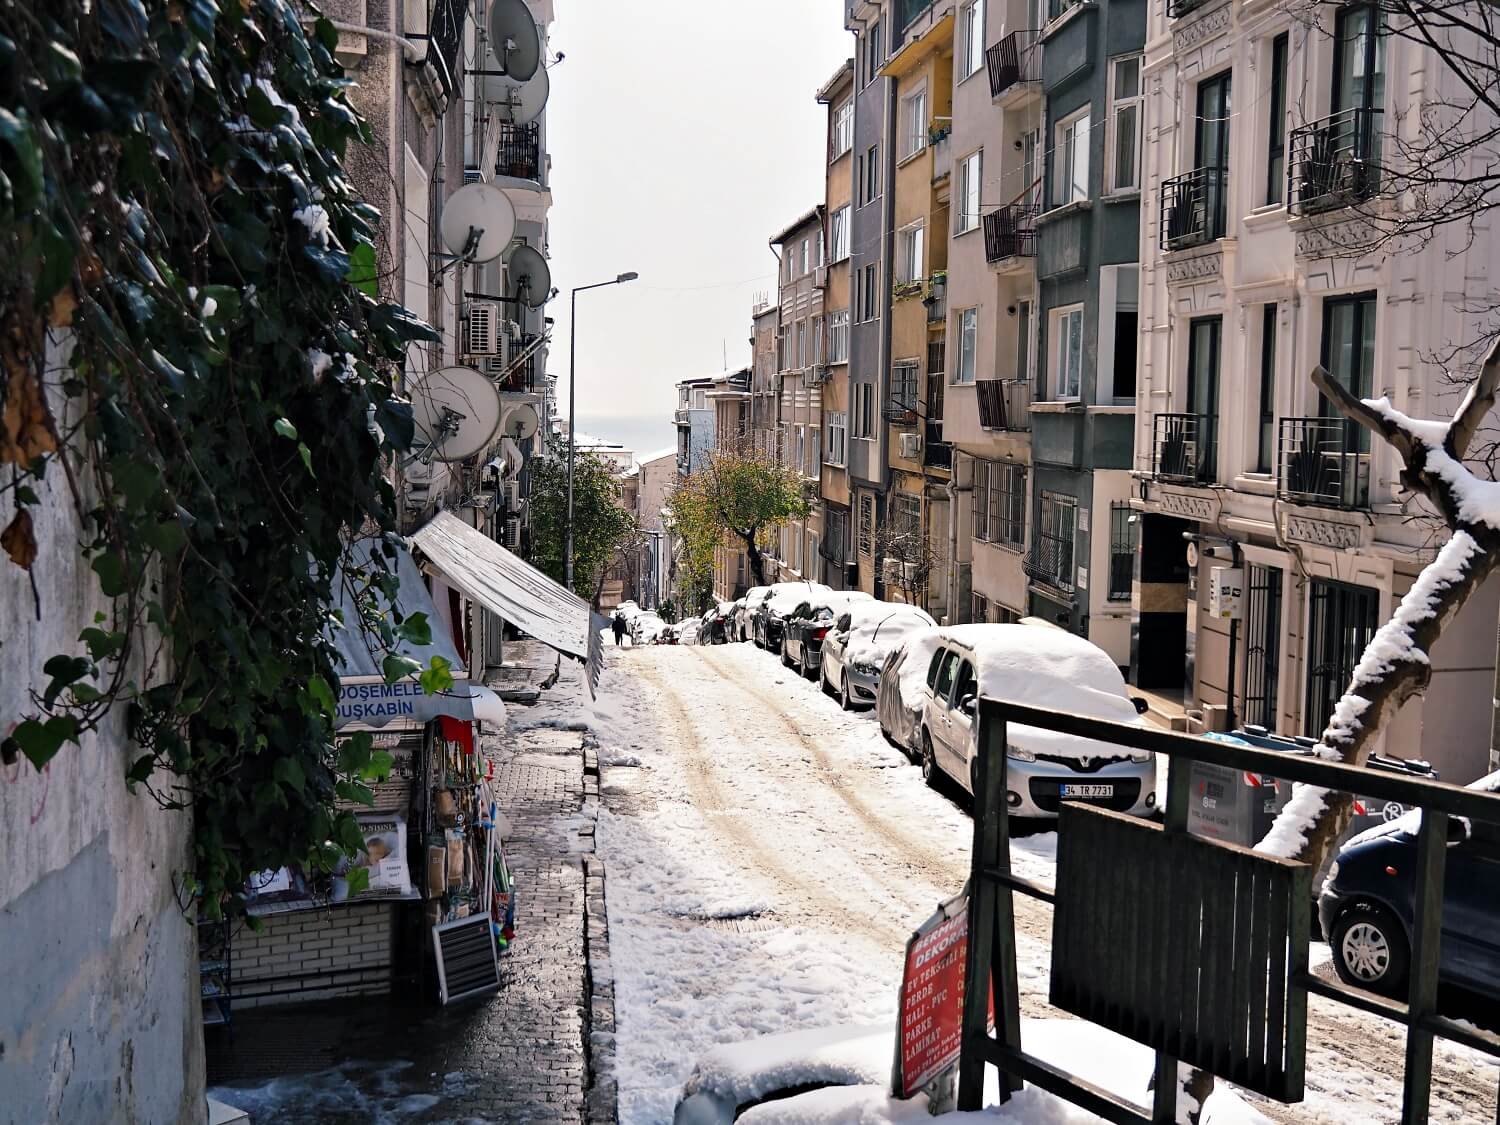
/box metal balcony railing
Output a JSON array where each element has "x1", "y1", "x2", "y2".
[
  {"x1": 1278, "y1": 417, "x2": 1371, "y2": 509},
  {"x1": 985, "y1": 30, "x2": 1039, "y2": 100},
  {"x1": 497, "y1": 333, "x2": 542, "y2": 392},
  {"x1": 1159, "y1": 167, "x2": 1227, "y2": 251},
  {"x1": 1287, "y1": 107, "x2": 1383, "y2": 216},
  {"x1": 427, "y1": 0, "x2": 467, "y2": 97},
  {"x1": 1167, "y1": 0, "x2": 1205, "y2": 17},
  {"x1": 924, "y1": 421, "x2": 952, "y2": 469},
  {"x1": 495, "y1": 122, "x2": 542, "y2": 182},
  {"x1": 1152, "y1": 412, "x2": 1216, "y2": 484},
  {"x1": 984, "y1": 204, "x2": 1040, "y2": 264},
  {"x1": 976, "y1": 379, "x2": 1032, "y2": 431},
  {"x1": 884, "y1": 399, "x2": 919, "y2": 426},
  {"x1": 1024, "y1": 535, "x2": 1074, "y2": 594}
]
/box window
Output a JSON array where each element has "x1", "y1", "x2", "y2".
[
  {"x1": 863, "y1": 143, "x2": 880, "y2": 204},
  {"x1": 1257, "y1": 304, "x2": 1277, "y2": 472},
  {"x1": 934, "y1": 650, "x2": 960, "y2": 699},
  {"x1": 892, "y1": 362, "x2": 919, "y2": 414},
  {"x1": 1021, "y1": 129, "x2": 1041, "y2": 207},
  {"x1": 960, "y1": 0, "x2": 985, "y2": 79},
  {"x1": 814, "y1": 318, "x2": 825, "y2": 366},
  {"x1": 972, "y1": 592, "x2": 990, "y2": 623},
  {"x1": 860, "y1": 263, "x2": 879, "y2": 321},
  {"x1": 1050, "y1": 305, "x2": 1084, "y2": 399},
  {"x1": 1033, "y1": 491, "x2": 1077, "y2": 589},
  {"x1": 955, "y1": 307, "x2": 977, "y2": 385},
  {"x1": 1017, "y1": 299, "x2": 1034, "y2": 388},
  {"x1": 1186, "y1": 316, "x2": 1222, "y2": 481},
  {"x1": 863, "y1": 20, "x2": 882, "y2": 87},
  {"x1": 854, "y1": 383, "x2": 875, "y2": 438},
  {"x1": 832, "y1": 99, "x2": 854, "y2": 159},
  {"x1": 826, "y1": 411, "x2": 848, "y2": 466},
  {"x1": 1320, "y1": 293, "x2": 1376, "y2": 489},
  {"x1": 897, "y1": 223, "x2": 925, "y2": 283},
  {"x1": 1100, "y1": 264, "x2": 1138, "y2": 400},
  {"x1": 1107, "y1": 502, "x2": 1136, "y2": 601},
  {"x1": 902, "y1": 88, "x2": 928, "y2": 159},
  {"x1": 859, "y1": 493, "x2": 876, "y2": 556},
  {"x1": 800, "y1": 238, "x2": 810, "y2": 275},
  {"x1": 1194, "y1": 71, "x2": 1231, "y2": 240},
  {"x1": 1305, "y1": 579, "x2": 1377, "y2": 737},
  {"x1": 806, "y1": 427, "x2": 820, "y2": 476},
  {"x1": 1055, "y1": 111, "x2": 1090, "y2": 205},
  {"x1": 957, "y1": 151, "x2": 982, "y2": 232},
  {"x1": 1243, "y1": 564, "x2": 1283, "y2": 729},
  {"x1": 892, "y1": 493, "x2": 922, "y2": 541},
  {"x1": 829, "y1": 310, "x2": 849, "y2": 363},
  {"x1": 1266, "y1": 34, "x2": 1288, "y2": 204},
  {"x1": 1108, "y1": 57, "x2": 1142, "y2": 192},
  {"x1": 797, "y1": 321, "x2": 807, "y2": 368},
  {"x1": 792, "y1": 522, "x2": 802, "y2": 572},
  {"x1": 830, "y1": 205, "x2": 851, "y2": 261},
  {"x1": 973, "y1": 460, "x2": 1026, "y2": 548},
  {"x1": 817, "y1": 230, "x2": 825, "y2": 268}
]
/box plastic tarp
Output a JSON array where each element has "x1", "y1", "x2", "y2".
[{"x1": 412, "y1": 511, "x2": 604, "y2": 697}]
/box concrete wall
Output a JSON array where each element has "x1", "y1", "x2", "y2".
[
  {"x1": 234, "y1": 903, "x2": 396, "y2": 1009},
  {"x1": 2, "y1": 368, "x2": 202, "y2": 1124}
]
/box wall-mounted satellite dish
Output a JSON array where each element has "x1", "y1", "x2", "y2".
[
  {"x1": 487, "y1": 0, "x2": 541, "y2": 82},
  {"x1": 502, "y1": 403, "x2": 540, "y2": 442},
  {"x1": 507, "y1": 245, "x2": 552, "y2": 309},
  {"x1": 439, "y1": 182, "x2": 516, "y2": 264},
  {"x1": 409, "y1": 366, "x2": 503, "y2": 462},
  {"x1": 479, "y1": 66, "x2": 549, "y2": 126}
]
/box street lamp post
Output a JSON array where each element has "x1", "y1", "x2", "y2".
[{"x1": 566, "y1": 271, "x2": 638, "y2": 591}]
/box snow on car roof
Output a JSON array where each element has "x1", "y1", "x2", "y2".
[
  {"x1": 762, "y1": 581, "x2": 836, "y2": 616},
  {"x1": 674, "y1": 1024, "x2": 893, "y2": 1113},
  {"x1": 841, "y1": 603, "x2": 938, "y2": 666}
]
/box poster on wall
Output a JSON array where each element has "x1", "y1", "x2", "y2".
[{"x1": 350, "y1": 815, "x2": 413, "y2": 897}]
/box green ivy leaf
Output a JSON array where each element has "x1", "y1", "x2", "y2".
[
  {"x1": 395, "y1": 612, "x2": 431, "y2": 646},
  {"x1": 381, "y1": 653, "x2": 420, "y2": 683},
  {"x1": 335, "y1": 779, "x2": 373, "y2": 806},
  {"x1": 360, "y1": 749, "x2": 394, "y2": 781},
  {"x1": 419, "y1": 655, "x2": 453, "y2": 695},
  {"x1": 298, "y1": 442, "x2": 314, "y2": 476},
  {"x1": 0, "y1": 108, "x2": 43, "y2": 206},
  {"x1": 10, "y1": 716, "x2": 77, "y2": 769},
  {"x1": 80, "y1": 626, "x2": 125, "y2": 660},
  {"x1": 273, "y1": 757, "x2": 306, "y2": 794},
  {"x1": 273, "y1": 417, "x2": 298, "y2": 440},
  {"x1": 307, "y1": 674, "x2": 336, "y2": 716},
  {"x1": 42, "y1": 654, "x2": 94, "y2": 706},
  {"x1": 91, "y1": 553, "x2": 128, "y2": 597},
  {"x1": 345, "y1": 866, "x2": 370, "y2": 896},
  {"x1": 347, "y1": 240, "x2": 377, "y2": 297}
]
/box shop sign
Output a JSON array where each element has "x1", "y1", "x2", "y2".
[{"x1": 335, "y1": 679, "x2": 475, "y2": 728}]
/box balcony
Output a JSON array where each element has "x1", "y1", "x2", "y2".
[
  {"x1": 1159, "y1": 167, "x2": 1227, "y2": 252},
  {"x1": 1287, "y1": 108, "x2": 1383, "y2": 216},
  {"x1": 1278, "y1": 417, "x2": 1371, "y2": 509},
  {"x1": 884, "y1": 400, "x2": 919, "y2": 426},
  {"x1": 674, "y1": 408, "x2": 690, "y2": 426},
  {"x1": 984, "y1": 204, "x2": 1039, "y2": 266},
  {"x1": 1152, "y1": 412, "x2": 1216, "y2": 485},
  {"x1": 976, "y1": 379, "x2": 1031, "y2": 431},
  {"x1": 1024, "y1": 535, "x2": 1075, "y2": 595},
  {"x1": 496, "y1": 333, "x2": 542, "y2": 393},
  {"x1": 931, "y1": 130, "x2": 952, "y2": 184},
  {"x1": 985, "y1": 30, "x2": 1039, "y2": 101},
  {"x1": 495, "y1": 122, "x2": 542, "y2": 183},
  {"x1": 924, "y1": 420, "x2": 953, "y2": 470},
  {"x1": 1167, "y1": 0, "x2": 1206, "y2": 17},
  {"x1": 926, "y1": 275, "x2": 947, "y2": 323}
]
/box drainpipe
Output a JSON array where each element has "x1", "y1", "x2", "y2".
[{"x1": 946, "y1": 455, "x2": 965, "y2": 621}]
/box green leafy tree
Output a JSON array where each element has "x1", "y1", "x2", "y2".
[
  {"x1": 667, "y1": 446, "x2": 811, "y2": 595},
  {"x1": 528, "y1": 451, "x2": 637, "y2": 606}
]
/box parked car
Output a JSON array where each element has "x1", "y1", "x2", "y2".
[
  {"x1": 751, "y1": 581, "x2": 833, "y2": 652},
  {"x1": 911, "y1": 625, "x2": 1155, "y2": 817},
  {"x1": 1318, "y1": 770, "x2": 1500, "y2": 1001},
  {"x1": 733, "y1": 588, "x2": 767, "y2": 643},
  {"x1": 655, "y1": 624, "x2": 680, "y2": 645},
  {"x1": 678, "y1": 617, "x2": 701, "y2": 646},
  {"x1": 781, "y1": 592, "x2": 874, "y2": 678},
  {"x1": 876, "y1": 630, "x2": 942, "y2": 755},
  {"x1": 630, "y1": 613, "x2": 666, "y2": 645},
  {"x1": 820, "y1": 602, "x2": 937, "y2": 711}
]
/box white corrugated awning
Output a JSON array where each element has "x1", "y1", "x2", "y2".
[{"x1": 412, "y1": 511, "x2": 604, "y2": 696}]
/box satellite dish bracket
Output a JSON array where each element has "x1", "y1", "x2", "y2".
[{"x1": 431, "y1": 226, "x2": 483, "y2": 281}]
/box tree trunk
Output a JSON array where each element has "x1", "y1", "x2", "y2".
[{"x1": 741, "y1": 529, "x2": 768, "y2": 586}]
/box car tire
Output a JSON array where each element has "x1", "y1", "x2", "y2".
[
  {"x1": 802, "y1": 651, "x2": 816, "y2": 680},
  {"x1": 820, "y1": 663, "x2": 832, "y2": 695},
  {"x1": 840, "y1": 675, "x2": 854, "y2": 712},
  {"x1": 781, "y1": 644, "x2": 793, "y2": 668},
  {"x1": 921, "y1": 731, "x2": 939, "y2": 789},
  {"x1": 1330, "y1": 903, "x2": 1410, "y2": 997}
]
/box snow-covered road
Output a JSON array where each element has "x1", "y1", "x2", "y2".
[{"x1": 571, "y1": 641, "x2": 1497, "y2": 1124}]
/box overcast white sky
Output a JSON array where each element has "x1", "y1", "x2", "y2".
[{"x1": 546, "y1": 2, "x2": 853, "y2": 455}]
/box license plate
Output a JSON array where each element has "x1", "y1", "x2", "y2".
[{"x1": 1060, "y1": 783, "x2": 1113, "y2": 799}]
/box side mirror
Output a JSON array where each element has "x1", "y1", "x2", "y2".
[
  {"x1": 1446, "y1": 815, "x2": 1470, "y2": 843},
  {"x1": 1132, "y1": 696, "x2": 1150, "y2": 715},
  {"x1": 960, "y1": 694, "x2": 977, "y2": 716}
]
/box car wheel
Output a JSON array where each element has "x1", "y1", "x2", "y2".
[
  {"x1": 1331, "y1": 904, "x2": 1410, "y2": 997},
  {"x1": 802, "y1": 651, "x2": 815, "y2": 680},
  {"x1": 840, "y1": 675, "x2": 854, "y2": 711},
  {"x1": 921, "y1": 731, "x2": 938, "y2": 789},
  {"x1": 781, "y1": 644, "x2": 793, "y2": 668},
  {"x1": 820, "y1": 662, "x2": 832, "y2": 695}
]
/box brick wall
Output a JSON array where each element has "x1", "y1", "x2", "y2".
[{"x1": 234, "y1": 901, "x2": 397, "y2": 1009}]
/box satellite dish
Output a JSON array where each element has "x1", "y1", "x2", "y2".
[
  {"x1": 439, "y1": 182, "x2": 516, "y2": 264},
  {"x1": 502, "y1": 403, "x2": 540, "y2": 442},
  {"x1": 487, "y1": 0, "x2": 541, "y2": 82},
  {"x1": 507, "y1": 245, "x2": 552, "y2": 309},
  {"x1": 503, "y1": 67, "x2": 550, "y2": 125},
  {"x1": 409, "y1": 366, "x2": 503, "y2": 462}
]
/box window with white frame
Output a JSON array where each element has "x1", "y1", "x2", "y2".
[
  {"x1": 957, "y1": 150, "x2": 982, "y2": 232},
  {"x1": 960, "y1": 0, "x2": 985, "y2": 79},
  {"x1": 832, "y1": 99, "x2": 854, "y2": 159},
  {"x1": 955, "y1": 307, "x2": 978, "y2": 384},
  {"x1": 817, "y1": 230, "x2": 825, "y2": 268},
  {"x1": 1050, "y1": 304, "x2": 1084, "y2": 399},
  {"x1": 806, "y1": 428, "x2": 820, "y2": 476},
  {"x1": 853, "y1": 383, "x2": 875, "y2": 438},
  {"x1": 800, "y1": 238, "x2": 809, "y2": 275},
  {"x1": 1108, "y1": 57, "x2": 1142, "y2": 192},
  {"x1": 792, "y1": 525, "x2": 802, "y2": 572},
  {"x1": 826, "y1": 411, "x2": 848, "y2": 466},
  {"x1": 863, "y1": 143, "x2": 880, "y2": 203},
  {"x1": 863, "y1": 20, "x2": 882, "y2": 87},
  {"x1": 797, "y1": 321, "x2": 807, "y2": 368},
  {"x1": 901, "y1": 87, "x2": 928, "y2": 160},
  {"x1": 1055, "y1": 110, "x2": 1090, "y2": 205},
  {"x1": 897, "y1": 223, "x2": 925, "y2": 283},
  {"x1": 830, "y1": 205, "x2": 851, "y2": 261},
  {"x1": 794, "y1": 426, "x2": 804, "y2": 474},
  {"x1": 859, "y1": 263, "x2": 879, "y2": 321},
  {"x1": 828, "y1": 310, "x2": 850, "y2": 363}
]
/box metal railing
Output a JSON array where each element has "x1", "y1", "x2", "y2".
[
  {"x1": 497, "y1": 333, "x2": 542, "y2": 392},
  {"x1": 927, "y1": 280, "x2": 947, "y2": 323},
  {"x1": 976, "y1": 379, "x2": 1032, "y2": 431},
  {"x1": 984, "y1": 204, "x2": 1040, "y2": 264},
  {"x1": 1278, "y1": 417, "x2": 1371, "y2": 509},
  {"x1": 426, "y1": 0, "x2": 467, "y2": 97},
  {"x1": 1159, "y1": 167, "x2": 1227, "y2": 251},
  {"x1": 1024, "y1": 534, "x2": 1074, "y2": 593},
  {"x1": 1152, "y1": 412, "x2": 1215, "y2": 484},
  {"x1": 495, "y1": 122, "x2": 541, "y2": 182},
  {"x1": 985, "y1": 30, "x2": 1039, "y2": 100},
  {"x1": 1166, "y1": 0, "x2": 1206, "y2": 17},
  {"x1": 1287, "y1": 107, "x2": 1382, "y2": 216},
  {"x1": 924, "y1": 421, "x2": 952, "y2": 469},
  {"x1": 958, "y1": 699, "x2": 1500, "y2": 1123},
  {"x1": 884, "y1": 400, "x2": 919, "y2": 426}
]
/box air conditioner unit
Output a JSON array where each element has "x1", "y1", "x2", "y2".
[
  {"x1": 503, "y1": 479, "x2": 522, "y2": 512},
  {"x1": 899, "y1": 432, "x2": 923, "y2": 459},
  {"x1": 813, "y1": 265, "x2": 829, "y2": 290},
  {"x1": 802, "y1": 366, "x2": 828, "y2": 389},
  {"x1": 466, "y1": 301, "x2": 502, "y2": 357},
  {"x1": 881, "y1": 557, "x2": 904, "y2": 585},
  {"x1": 902, "y1": 562, "x2": 919, "y2": 584},
  {"x1": 503, "y1": 517, "x2": 522, "y2": 550}
]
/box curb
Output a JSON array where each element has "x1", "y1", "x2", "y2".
[{"x1": 581, "y1": 742, "x2": 618, "y2": 1124}]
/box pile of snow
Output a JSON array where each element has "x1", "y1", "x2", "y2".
[
  {"x1": 634, "y1": 614, "x2": 667, "y2": 644},
  {"x1": 679, "y1": 617, "x2": 702, "y2": 645},
  {"x1": 840, "y1": 603, "x2": 938, "y2": 669},
  {"x1": 761, "y1": 581, "x2": 837, "y2": 619}
]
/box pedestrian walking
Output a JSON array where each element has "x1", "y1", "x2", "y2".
[{"x1": 612, "y1": 612, "x2": 627, "y2": 646}]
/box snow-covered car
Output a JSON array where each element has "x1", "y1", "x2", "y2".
[
  {"x1": 732, "y1": 588, "x2": 767, "y2": 643},
  {"x1": 876, "y1": 630, "x2": 940, "y2": 755},
  {"x1": 780, "y1": 591, "x2": 874, "y2": 678},
  {"x1": 819, "y1": 602, "x2": 937, "y2": 711},
  {"x1": 915, "y1": 625, "x2": 1155, "y2": 817},
  {"x1": 1318, "y1": 769, "x2": 1500, "y2": 1001},
  {"x1": 751, "y1": 581, "x2": 833, "y2": 652},
  {"x1": 631, "y1": 613, "x2": 666, "y2": 645},
  {"x1": 678, "y1": 617, "x2": 702, "y2": 645}
]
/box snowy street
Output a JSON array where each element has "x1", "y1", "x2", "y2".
[{"x1": 559, "y1": 641, "x2": 1499, "y2": 1125}]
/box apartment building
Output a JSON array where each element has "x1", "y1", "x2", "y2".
[
  {"x1": 846, "y1": 1, "x2": 896, "y2": 595},
  {"x1": 819, "y1": 61, "x2": 858, "y2": 591},
  {"x1": 1133, "y1": 0, "x2": 1499, "y2": 781},
  {"x1": 750, "y1": 297, "x2": 782, "y2": 460},
  {"x1": 710, "y1": 367, "x2": 754, "y2": 600},
  {"x1": 771, "y1": 207, "x2": 828, "y2": 581},
  {"x1": 880, "y1": 2, "x2": 957, "y2": 619},
  {"x1": 674, "y1": 376, "x2": 717, "y2": 476}
]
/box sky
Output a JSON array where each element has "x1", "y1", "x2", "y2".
[{"x1": 546, "y1": 1, "x2": 853, "y2": 457}]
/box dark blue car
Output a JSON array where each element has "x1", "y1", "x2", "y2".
[{"x1": 1318, "y1": 773, "x2": 1500, "y2": 1000}]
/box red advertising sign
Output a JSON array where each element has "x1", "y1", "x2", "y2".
[{"x1": 893, "y1": 892, "x2": 993, "y2": 1098}]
